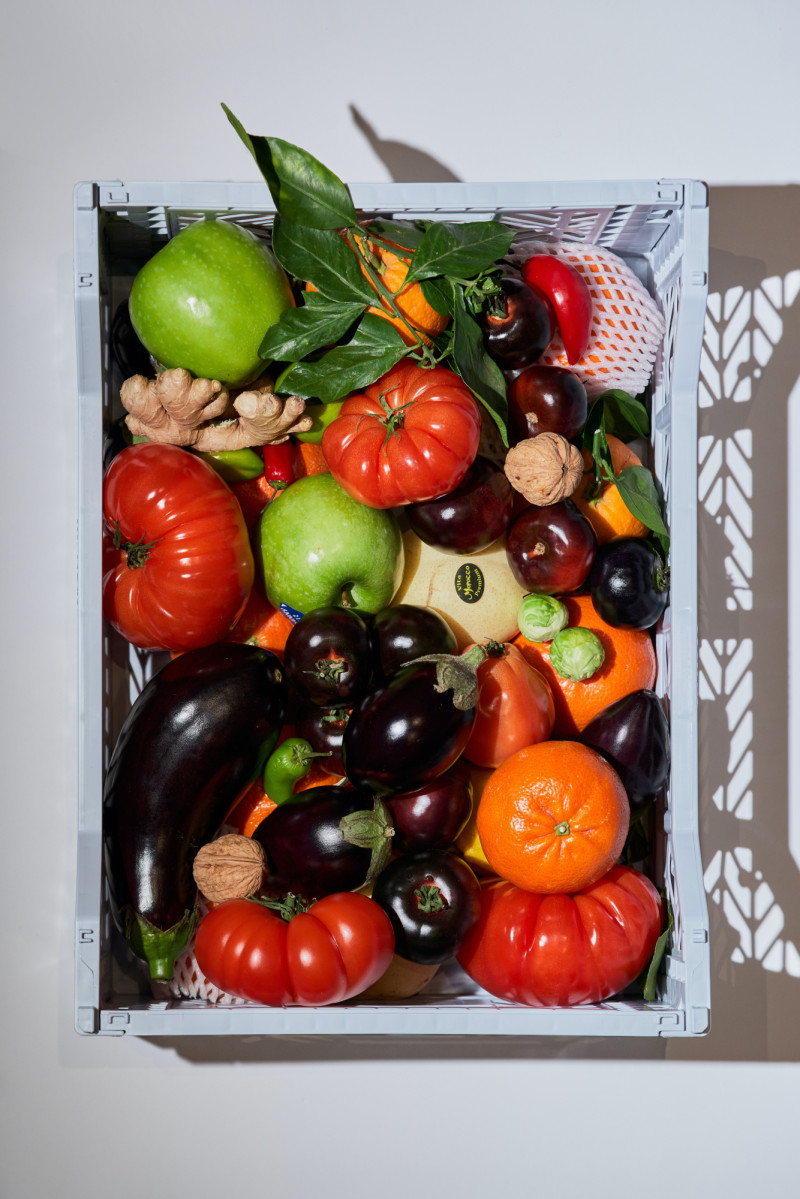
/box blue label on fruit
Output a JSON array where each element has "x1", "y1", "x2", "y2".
[
  {"x1": 279, "y1": 603, "x2": 305, "y2": 624},
  {"x1": 454, "y1": 564, "x2": 484, "y2": 604}
]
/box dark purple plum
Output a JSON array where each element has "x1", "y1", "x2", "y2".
[
  {"x1": 480, "y1": 273, "x2": 556, "y2": 370},
  {"x1": 508, "y1": 364, "x2": 588, "y2": 443},
  {"x1": 506, "y1": 499, "x2": 597, "y2": 594},
  {"x1": 579, "y1": 689, "x2": 670, "y2": 807},
  {"x1": 384, "y1": 761, "x2": 473, "y2": 850},
  {"x1": 590, "y1": 539, "x2": 669, "y2": 629},
  {"x1": 371, "y1": 603, "x2": 456, "y2": 679},
  {"x1": 405, "y1": 456, "x2": 514, "y2": 554}
]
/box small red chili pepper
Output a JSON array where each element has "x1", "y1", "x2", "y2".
[
  {"x1": 262, "y1": 441, "x2": 295, "y2": 491},
  {"x1": 520, "y1": 255, "x2": 593, "y2": 365}
]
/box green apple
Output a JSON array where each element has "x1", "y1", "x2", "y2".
[
  {"x1": 129, "y1": 218, "x2": 295, "y2": 386},
  {"x1": 258, "y1": 473, "x2": 404, "y2": 615}
]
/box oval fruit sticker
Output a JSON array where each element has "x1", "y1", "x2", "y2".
[{"x1": 454, "y1": 563, "x2": 485, "y2": 604}]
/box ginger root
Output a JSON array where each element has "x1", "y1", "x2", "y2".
[
  {"x1": 120, "y1": 368, "x2": 313, "y2": 451},
  {"x1": 504, "y1": 432, "x2": 583, "y2": 506}
]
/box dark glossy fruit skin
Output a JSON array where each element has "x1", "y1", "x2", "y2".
[
  {"x1": 589, "y1": 539, "x2": 669, "y2": 629},
  {"x1": 404, "y1": 456, "x2": 514, "y2": 554},
  {"x1": 343, "y1": 662, "x2": 476, "y2": 792},
  {"x1": 480, "y1": 274, "x2": 556, "y2": 370},
  {"x1": 284, "y1": 606, "x2": 373, "y2": 706},
  {"x1": 579, "y1": 689, "x2": 670, "y2": 807},
  {"x1": 295, "y1": 703, "x2": 349, "y2": 775},
  {"x1": 384, "y1": 761, "x2": 473, "y2": 850},
  {"x1": 253, "y1": 784, "x2": 381, "y2": 898},
  {"x1": 371, "y1": 604, "x2": 457, "y2": 679},
  {"x1": 506, "y1": 499, "x2": 597, "y2": 594},
  {"x1": 371, "y1": 850, "x2": 482, "y2": 964},
  {"x1": 508, "y1": 364, "x2": 588, "y2": 443},
  {"x1": 103, "y1": 644, "x2": 287, "y2": 975}
]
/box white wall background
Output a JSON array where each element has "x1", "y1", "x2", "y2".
[{"x1": 1, "y1": 2, "x2": 799, "y2": 1196}]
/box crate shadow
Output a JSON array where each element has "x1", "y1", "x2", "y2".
[{"x1": 142, "y1": 119, "x2": 800, "y2": 1063}]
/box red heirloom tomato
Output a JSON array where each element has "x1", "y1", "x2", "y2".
[
  {"x1": 464, "y1": 641, "x2": 555, "y2": 769},
  {"x1": 321, "y1": 358, "x2": 482, "y2": 508},
  {"x1": 194, "y1": 892, "x2": 395, "y2": 1006},
  {"x1": 457, "y1": 865, "x2": 663, "y2": 1007},
  {"x1": 102, "y1": 443, "x2": 254, "y2": 652}
]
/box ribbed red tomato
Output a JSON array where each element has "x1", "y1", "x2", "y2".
[
  {"x1": 194, "y1": 892, "x2": 395, "y2": 1005},
  {"x1": 102, "y1": 443, "x2": 254, "y2": 652},
  {"x1": 457, "y1": 865, "x2": 663, "y2": 1007},
  {"x1": 464, "y1": 641, "x2": 555, "y2": 769},
  {"x1": 321, "y1": 358, "x2": 482, "y2": 508}
]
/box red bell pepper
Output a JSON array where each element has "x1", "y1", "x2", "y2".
[{"x1": 521, "y1": 255, "x2": 593, "y2": 365}]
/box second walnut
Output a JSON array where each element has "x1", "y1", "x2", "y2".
[{"x1": 503, "y1": 432, "x2": 584, "y2": 507}]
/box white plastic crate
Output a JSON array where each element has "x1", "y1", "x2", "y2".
[{"x1": 74, "y1": 178, "x2": 710, "y2": 1037}]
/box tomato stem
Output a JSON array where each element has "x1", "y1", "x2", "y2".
[
  {"x1": 112, "y1": 520, "x2": 161, "y2": 570},
  {"x1": 252, "y1": 892, "x2": 315, "y2": 922}
]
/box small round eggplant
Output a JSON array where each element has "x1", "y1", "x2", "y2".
[
  {"x1": 343, "y1": 661, "x2": 476, "y2": 792},
  {"x1": 384, "y1": 762, "x2": 473, "y2": 851},
  {"x1": 589, "y1": 539, "x2": 669, "y2": 629},
  {"x1": 371, "y1": 604, "x2": 457, "y2": 680},
  {"x1": 295, "y1": 703, "x2": 350, "y2": 775},
  {"x1": 371, "y1": 850, "x2": 482, "y2": 965},
  {"x1": 579, "y1": 688, "x2": 670, "y2": 807},
  {"x1": 253, "y1": 785, "x2": 394, "y2": 898}
]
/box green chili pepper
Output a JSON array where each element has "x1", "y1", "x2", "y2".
[
  {"x1": 263, "y1": 737, "x2": 330, "y2": 805},
  {"x1": 294, "y1": 400, "x2": 345, "y2": 444},
  {"x1": 195, "y1": 447, "x2": 265, "y2": 483}
]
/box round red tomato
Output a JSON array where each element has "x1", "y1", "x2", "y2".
[
  {"x1": 457, "y1": 865, "x2": 663, "y2": 1007},
  {"x1": 464, "y1": 641, "x2": 555, "y2": 769},
  {"x1": 194, "y1": 892, "x2": 395, "y2": 1005},
  {"x1": 321, "y1": 358, "x2": 482, "y2": 508},
  {"x1": 102, "y1": 443, "x2": 254, "y2": 652}
]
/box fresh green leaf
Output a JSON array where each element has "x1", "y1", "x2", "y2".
[
  {"x1": 259, "y1": 299, "x2": 365, "y2": 362},
  {"x1": 451, "y1": 289, "x2": 508, "y2": 446},
  {"x1": 592, "y1": 422, "x2": 614, "y2": 484},
  {"x1": 222, "y1": 106, "x2": 357, "y2": 229},
  {"x1": 643, "y1": 898, "x2": 673, "y2": 1003},
  {"x1": 271, "y1": 216, "x2": 374, "y2": 305},
  {"x1": 615, "y1": 465, "x2": 670, "y2": 540},
  {"x1": 598, "y1": 388, "x2": 651, "y2": 441},
  {"x1": 366, "y1": 218, "x2": 428, "y2": 250},
  {"x1": 420, "y1": 277, "x2": 457, "y2": 318},
  {"x1": 581, "y1": 397, "x2": 605, "y2": 453},
  {"x1": 404, "y1": 221, "x2": 516, "y2": 286},
  {"x1": 276, "y1": 313, "x2": 407, "y2": 402}
]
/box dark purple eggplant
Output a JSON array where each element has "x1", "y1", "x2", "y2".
[
  {"x1": 384, "y1": 761, "x2": 473, "y2": 850},
  {"x1": 295, "y1": 703, "x2": 349, "y2": 775},
  {"x1": 589, "y1": 539, "x2": 669, "y2": 629},
  {"x1": 103, "y1": 643, "x2": 287, "y2": 980},
  {"x1": 343, "y1": 660, "x2": 476, "y2": 792},
  {"x1": 579, "y1": 688, "x2": 670, "y2": 807},
  {"x1": 253, "y1": 785, "x2": 394, "y2": 898},
  {"x1": 371, "y1": 849, "x2": 482, "y2": 964},
  {"x1": 284, "y1": 606, "x2": 373, "y2": 707}
]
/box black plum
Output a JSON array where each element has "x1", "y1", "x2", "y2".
[
  {"x1": 284, "y1": 606, "x2": 372, "y2": 706},
  {"x1": 506, "y1": 499, "x2": 597, "y2": 594},
  {"x1": 371, "y1": 603, "x2": 457, "y2": 679},
  {"x1": 589, "y1": 539, "x2": 669, "y2": 629},
  {"x1": 343, "y1": 661, "x2": 475, "y2": 792},
  {"x1": 371, "y1": 850, "x2": 482, "y2": 964},
  {"x1": 384, "y1": 761, "x2": 474, "y2": 850},
  {"x1": 579, "y1": 689, "x2": 670, "y2": 807},
  {"x1": 480, "y1": 273, "x2": 555, "y2": 370},
  {"x1": 405, "y1": 456, "x2": 514, "y2": 554},
  {"x1": 508, "y1": 364, "x2": 588, "y2": 443}
]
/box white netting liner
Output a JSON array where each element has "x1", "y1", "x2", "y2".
[
  {"x1": 150, "y1": 898, "x2": 249, "y2": 1005},
  {"x1": 507, "y1": 237, "x2": 666, "y2": 399}
]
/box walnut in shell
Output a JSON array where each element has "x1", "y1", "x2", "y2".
[
  {"x1": 504, "y1": 432, "x2": 584, "y2": 506},
  {"x1": 192, "y1": 834, "x2": 267, "y2": 903},
  {"x1": 121, "y1": 368, "x2": 312, "y2": 451}
]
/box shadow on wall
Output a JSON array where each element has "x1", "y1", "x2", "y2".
[{"x1": 153, "y1": 119, "x2": 800, "y2": 1064}]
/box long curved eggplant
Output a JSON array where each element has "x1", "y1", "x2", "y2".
[{"x1": 103, "y1": 643, "x2": 287, "y2": 980}]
